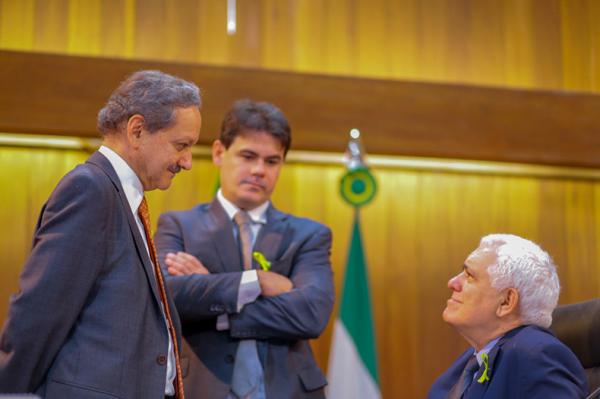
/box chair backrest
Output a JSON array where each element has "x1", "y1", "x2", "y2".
[{"x1": 551, "y1": 298, "x2": 600, "y2": 395}]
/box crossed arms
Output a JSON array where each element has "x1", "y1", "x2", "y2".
[{"x1": 155, "y1": 212, "x2": 335, "y2": 341}]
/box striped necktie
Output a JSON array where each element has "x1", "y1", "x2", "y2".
[{"x1": 138, "y1": 197, "x2": 185, "y2": 399}]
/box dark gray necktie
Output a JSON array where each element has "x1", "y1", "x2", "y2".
[
  {"x1": 448, "y1": 354, "x2": 479, "y2": 399},
  {"x1": 230, "y1": 211, "x2": 264, "y2": 399}
]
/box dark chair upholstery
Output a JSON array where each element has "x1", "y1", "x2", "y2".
[{"x1": 551, "y1": 298, "x2": 600, "y2": 395}]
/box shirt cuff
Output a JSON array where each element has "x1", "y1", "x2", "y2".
[
  {"x1": 216, "y1": 314, "x2": 230, "y2": 331},
  {"x1": 216, "y1": 270, "x2": 261, "y2": 331},
  {"x1": 237, "y1": 270, "x2": 261, "y2": 312}
]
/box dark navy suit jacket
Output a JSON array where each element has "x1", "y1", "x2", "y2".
[
  {"x1": 428, "y1": 325, "x2": 588, "y2": 399},
  {"x1": 155, "y1": 198, "x2": 334, "y2": 398},
  {"x1": 0, "y1": 152, "x2": 182, "y2": 398}
]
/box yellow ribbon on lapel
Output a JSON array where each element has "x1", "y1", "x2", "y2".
[
  {"x1": 252, "y1": 251, "x2": 271, "y2": 271},
  {"x1": 477, "y1": 353, "x2": 490, "y2": 384}
]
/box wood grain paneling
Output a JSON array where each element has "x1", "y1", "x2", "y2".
[
  {"x1": 1, "y1": 139, "x2": 599, "y2": 398},
  {"x1": 2, "y1": 50, "x2": 600, "y2": 169},
  {"x1": 1, "y1": 0, "x2": 599, "y2": 92},
  {"x1": 1, "y1": 0, "x2": 600, "y2": 396}
]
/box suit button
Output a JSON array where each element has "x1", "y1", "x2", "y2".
[
  {"x1": 157, "y1": 355, "x2": 167, "y2": 365},
  {"x1": 225, "y1": 354, "x2": 234, "y2": 364}
]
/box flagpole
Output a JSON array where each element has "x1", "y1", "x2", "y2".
[{"x1": 327, "y1": 129, "x2": 381, "y2": 399}]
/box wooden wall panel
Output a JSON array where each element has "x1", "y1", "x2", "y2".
[
  {"x1": 2, "y1": 50, "x2": 600, "y2": 169},
  {"x1": 33, "y1": 0, "x2": 69, "y2": 53},
  {"x1": 0, "y1": 146, "x2": 88, "y2": 324},
  {"x1": 1, "y1": 0, "x2": 599, "y2": 92},
  {"x1": 560, "y1": 0, "x2": 596, "y2": 91},
  {"x1": 0, "y1": 0, "x2": 35, "y2": 50},
  {"x1": 1, "y1": 141, "x2": 599, "y2": 397},
  {"x1": 1, "y1": 0, "x2": 600, "y2": 396}
]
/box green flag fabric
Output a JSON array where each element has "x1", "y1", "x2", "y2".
[{"x1": 327, "y1": 213, "x2": 381, "y2": 398}]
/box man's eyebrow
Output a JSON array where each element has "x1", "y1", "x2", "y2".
[
  {"x1": 238, "y1": 149, "x2": 258, "y2": 155},
  {"x1": 178, "y1": 138, "x2": 194, "y2": 146}
]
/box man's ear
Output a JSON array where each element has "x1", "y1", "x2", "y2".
[
  {"x1": 212, "y1": 140, "x2": 225, "y2": 166},
  {"x1": 497, "y1": 287, "x2": 519, "y2": 318},
  {"x1": 126, "y1": 114, "x2": 145, "y2": 148}
]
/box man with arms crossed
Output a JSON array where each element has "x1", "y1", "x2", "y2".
[
  {"x1": 0, "y1": 70, "x2": 202, "y2": 398},
  {"x1": 155, "y1": 99, "x2": 334, "y2": 398},
  {"x1": 428, "y1": 234, "x2": 587, "y2": 398}
]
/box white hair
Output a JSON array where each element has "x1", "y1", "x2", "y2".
[{"x1": 479, "y1": 234, "x2": 560, "y2": 328}]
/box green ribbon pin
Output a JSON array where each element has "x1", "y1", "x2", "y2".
[
  {"x1": 252, "y1": 251, "x2": 271, "y2": 271},
  {"x1": 477, "y1": 353, "x2": 490, "y2": 384}
]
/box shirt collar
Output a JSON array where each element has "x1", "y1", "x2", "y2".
[
  {"x1": 216, "y1": 189, "x2": 269, "y2": 224},
  {"x1": 98, "y1": 145, "x2": 144, "y2": 214},
  {"x1": 474, "y1": 336, "x2": 501, "y2": 366}
]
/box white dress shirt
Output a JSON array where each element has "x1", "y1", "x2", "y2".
[
  {"x1": 215, "y1": 189, "x2": 268, "y2": 330},
  {"x1": 98, "y1": 145, "x2": 176, "y2": 396}
]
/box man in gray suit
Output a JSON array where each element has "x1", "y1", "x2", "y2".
[
  {"x1": 155, "y1": 100, "x2": 334, "y2": 398},
  {"x1": 0, "y1": 70, "x2": 202, "y2": 398}
]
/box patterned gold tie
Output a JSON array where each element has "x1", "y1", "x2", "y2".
[{"x1": 138, "y1": 197, "x2": 185, "y2": 399}]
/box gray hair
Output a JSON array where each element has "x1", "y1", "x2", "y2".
[
  {"x1": 97, "y1": 70, "x2": 201, "y2": 135},
  {"x1": 480, "y1": 234, "x2": 560, "y2": 328}
]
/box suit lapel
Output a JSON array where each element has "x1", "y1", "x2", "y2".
[
  {"x1": 86, "y1": 151, "x2": 162, "y2": 305},
  {"x1": 465, "y1": 354, "x2": 490, "y2": 398},
  {"x1": 465, "y1": 326, "x2": 527, "y2": 398},
  {"x1": 204, "y1": 198, "x2": 243, "y2": 273},
  {"x1": 203, "y1": 200, "x2": 289, "y2": 272},
  {"x1": 253, "y1": 205, "x2": 289, "y2": 269}
]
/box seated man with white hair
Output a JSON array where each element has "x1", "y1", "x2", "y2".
[{"x1": 428, "y1": 234, "x2": 588, "y2": 399}]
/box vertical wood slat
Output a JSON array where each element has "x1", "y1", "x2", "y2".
[
  {"x1": 0, "y1": 0, "x2": 35, "y2": 49},
  {"x1": 67, "y1": 0, "x2": 101, "y2": 55},
  {"x1": 34, "y1": 0, "x2": 69, "y2": 53},
  {"x1": 100, "y1": 0, "x2": 130, "y2": 57}
]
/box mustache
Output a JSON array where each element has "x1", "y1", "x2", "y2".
[
  {"x1": 241, "y1": 177, "x2": 266, "y2": 189},
  {"x1": 168, "y1": 165, "x2": 181, "y2": 174}
]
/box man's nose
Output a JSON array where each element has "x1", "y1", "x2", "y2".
[
  {"x1": 251, "y1": 160, "x2": 265, "y2": 175},
  {"x1": 448, "y1": 274, "x2": 462, "y2": 291},
  {"x1": 179, "y1": 150, "x2": 193, "y2": 170}
]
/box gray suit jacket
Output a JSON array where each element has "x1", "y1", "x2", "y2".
[
  {"x1": 0, "y1": 151, "x2": 182, "y2": 398},
  {"x1": 155, "y1": 199, "x2": 334, "y2": 398}
]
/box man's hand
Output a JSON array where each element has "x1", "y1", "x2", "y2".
[
  {"x1": 165, "y1": 252, "x2": 209, "y2": 276},
  {"x1": 257, "y1": 270, "x2": 293, "y2": 297}
]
